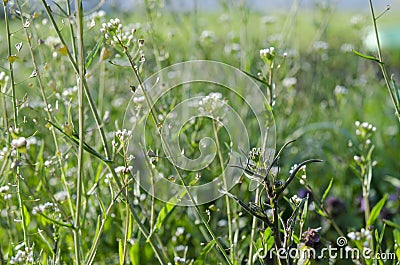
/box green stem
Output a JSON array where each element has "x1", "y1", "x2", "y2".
[
  {"x1": 213, "y1": 121, "x2": 234, "y2": 262},
  {"x1": 368, "y1": 0, "x2": 400, "y2": 123},
  {"x1": 105, "y1": 162, "x2": 171, "y2": 264},
  {"x1": 66, "y1": 0, "x2": 77, "y2": 61},
  {"x1": 143, "y1": 0, "x2": 162, "y2": 71},
  {"x1": 41, "y1": 0, "x2": 111, "y2": 160},
  {"x1": 248, "y1": 188, "x2": 260, "y2": 265},
  {"x1": 119, "y1": 39, "x2": 233, "y2": 265},
  {"x1": 4, "y1": 0, "x2": 29, "y2": 247},
  {"x1": 74, "y1": 0, "x2": 85, "y2": 263},
  {"x1": 15, "y1": 0, "x2": 75, "y2": 224}
]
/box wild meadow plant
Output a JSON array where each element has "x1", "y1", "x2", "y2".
[{"x1": 0, "y1": 0, "x2": 399, "y2": 264}]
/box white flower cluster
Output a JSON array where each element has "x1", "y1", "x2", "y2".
[
  {"x1": 260, "y1": 47, "x2": 275, "y2": 61},
  {"x1": 9, "y1": 242, "x2": 34, "y2": 264},
  {"x1": 289, "y1": 164, "x2": 307, "y2": 185},
  {"x1": 32, "y1": 202, "x2": 60, "y2": 215},
  {"x1": 348, "y1": 228, "x2": 372, "y2": 247},
  {"x1": 100, "y1": 18, "x2": 136, "y2": 47},
  {"x1": 0, "y1": 71, "x2": 10, "y2": 84},
  {"x1": 11, "y1": 137, "x2": 27, "y2": 149},
  {"x1": 199, "y1": 30, "x2": 216, "y2": 45},
  {"x1": 334, "y1": 85, "x2": 348, "y2": 96},
  {"x1": 198, "y1": 92, "x2": 227, "y2": 116},
  {"x1": 114, "y1": 165, "x2": 133, "y2": 175},
  {"x1": 0, "y1": 185, "x2": 11, "y2": 200},
  {"x1": 100, "y1": 18, "x2": 122, "y2": 34},
  {"x1": 290, "y1": 194, "x2": 302, "y2": 206},
  {"x1": 115, "y1": 129, "x2": 132, "y2": 142},
  {"x1": 355, "y1": 121, "x2": 376, "y2": 135}
]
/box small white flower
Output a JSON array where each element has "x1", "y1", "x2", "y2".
[
  {"x1": 175, "y1": 227, "x2": 185, "y2": 236},
  {"x1": 11, "y1": 137, "x2": 27, "y2": 149},
  {"x1": 334, "y1": 85, "x2": 347, "y2": 95},
  {"x1": 348, "y1": 231, "x2": 356, "y2": 240},
  {"x1": 290, "y1": 195, "x2": 302, "y2": 206},
  {"x1": 282, "y1": 77, "x2": 297, "y2": 87},
  {"x1": 114, "y1": 166, "x2": 132, "y2": 174},
  {"x1": 313, "y1": 41, "x2": 328, "y2": 51},
  {"x1": 0, "y1": 185, "x2": 10, "y2": 193}
]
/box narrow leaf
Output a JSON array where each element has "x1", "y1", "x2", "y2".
[
  {"x1": 383, "y1": 219, "x2": 400, "y2": 230},
  {"x1": 391, "y1": 75, "x2": 400, "y2": 107},
  {"x1": 152, "y1": 202, "x2": 176, "y2": 233},
  {"x1": 367, "y1": 194, "x2": 388, "y2": 226},
  {"x1": 193, "y1": 239, "x2": 216, "y2": 265},
  {"x1": 352, "y1": 49, "x2": 381, "y2": 63},
  {"x1": 321, "y1": 178, "x2": 333, "y2": 204},
  {"x1": 118, "y1": 239, "x2": 124, "y2": 265},
  {"x1": 313, "y1": 202, "x2": 328, "y2": 218},
  {"x1": 240, "y1": 69, "x2": 271, "y2": 88},
  {"x1": 129, "y1": 239, "x2": 140, "y2": 265},
  {"x1": 85, "y1": 36, "x2": 104, "y2": 69}
]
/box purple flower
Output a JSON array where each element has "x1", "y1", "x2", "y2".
[
  {"x1": 298, "y1": 188, "x2": 313, "y2": 202},
  {"x1": 303, "y1": 227, "x2": 321, "y2": 248},
  {"x1": 325, "y1": 196, "x2": 346, "y2": 217}
]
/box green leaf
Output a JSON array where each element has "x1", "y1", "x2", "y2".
[
  {"x1": 394, "y1": 229, "x2": 400, "y2": 261},
  {"x1": 263, "y1": 227, "x2": 274, "y2": 250},
  {"x1": 367, "y1": 194, "x2": 388, "y2": 226},
  {"x1": 193, "y1": 239, "x2": 216, "y2": 265},
  {"x1": 129, "y1": 239, "x2": 140, "y2": 265},
  {"x1": 300, "y1": 195, "x2": 309, "y2": 223},
  {"x1": 147, "y1": 200, "x2": 176, "y2": 242},
  {"x1": 392, "y1": 76, "x2": 400, "y2": 107},
  {"x1": 383, "y1": 220, "x2": 400, "y2": 230},
  {"x1": 118, "y1": 239, "x2": 124, "y2": 265},
  {"x1": 23, "y1": 205, "x2": 30, "y2": 227},
  {"x1": 321, "y1": 178, "x2": 333, "y2": 204},
  {"x1": 352, "y1": 49, "x2": 382, "y2": 63},
  {"x1": 313, "y1": 202, "x2": 327, "y2": 218},
  {"x1": 240, "y1": 69, "x2": 271, "y2": 88},
  {"x1": 85, "y1": 36, "x2": 104, "y2": 69}
]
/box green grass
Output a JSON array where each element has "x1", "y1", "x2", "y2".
[{"x1": 0, "y1": 1, "x2": 399, "y2": 264}]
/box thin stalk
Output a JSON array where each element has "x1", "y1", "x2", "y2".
[
  {"x1": 248, "y1": 188, "x2": 260, "y2": 265},
  {"x1": 15, "y1": 0, "x2": 75, "y2": 223},
  {"x1": 306, "y1": 185, "x2": 345, "y2": 237},
  {"x1": 118, "y1": 39, "x2": 233, "y2": 265},
  {"x1": 98, "y1": 62, "x2": 106, "y2": 114},
  {"x1": 41, "y1": 0, "x2": 111, "y2": 159},
  {"x1": 65, "y1": 0, "x2": 77, "y2": 61},
  {"x1": 73, "y1": 0, "x2": 85, "y2": 264},
  {"x1": 143, "y1": 0, "x2": 162, "y2": 71},
  {"x1": 271, "y1": 199, "x2": 286, "y2": 265},
  {"x1": 122, "y1": 178, "x2": 130, "y2": 264},
  {"x1": 212, "y1": 121, "x2": 234, "y2": 262},
  {"x1": 0, "y1": 78, "x2": 8, "y2": 129},
  {"x1": 4, "y1": 0, "x2": 29, "y2": 247},
  {"x1": 85, "y1": 179, "x2": 131, "y2": 265},
  {"x1": 368, "y1": 0, "x2": 400, "y2": 123},
  {"x1": 105, "y1": 162, "x2": 170, "y2": 264}
]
